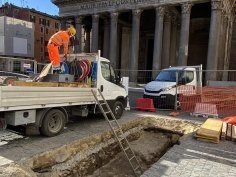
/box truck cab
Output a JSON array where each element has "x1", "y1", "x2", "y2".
[
  {"x1": 144, "y1": 65, "x2": 202, "y2": 109},
  {"x1": 67, "y1": 53, "x2": 128, "y2": 118}
]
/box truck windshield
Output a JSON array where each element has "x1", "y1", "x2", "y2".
[{"x1": 155, "y1": 70, "x2": 177, "y2": 82}]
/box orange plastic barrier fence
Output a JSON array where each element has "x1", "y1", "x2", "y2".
[{"x1": 179, "y1": 86, "x2": 236, "y2": 117}]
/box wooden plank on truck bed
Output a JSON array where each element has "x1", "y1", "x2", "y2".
[
  {"x1": 13, "y1": 81, "x2": 90, "y2": 88},
  {"x1": 13, "y1": 81, "x2": 59, "y2": 87},
  {"x1": 58, "y1": 82, "x2": 90, "y2": 88}
]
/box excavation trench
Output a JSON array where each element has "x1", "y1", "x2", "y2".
[{"x1": 6, "y1": 117, "x2": 200, "y2": 177}]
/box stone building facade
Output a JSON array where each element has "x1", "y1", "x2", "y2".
[{"x1": 52, "y1": 0, "x2": 236, "y2": 82}]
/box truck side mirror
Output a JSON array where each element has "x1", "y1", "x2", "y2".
[{"x1": 115, "y1": 75, "x2": 121, "y2": 85}]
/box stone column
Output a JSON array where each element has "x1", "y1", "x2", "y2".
[
  {"x1": 103, "y1": 18, "x2": 110, "y2": 58},
  {"x1": 130, "y1": 9, "x2": 142, "y2": 83},
  {"x1": 109, "y1": 12, "x2": 119, "y2": 69},
  {"x1": 84, "y1": 25, "x2": 91, "y2": 53},
  {"x1": 206, "y1": 0, "x2": 222, "y2": 81},
  {"x1": 152, "y1": 6, "x2": 165, "y2": 77},
  {"x1": 162, "y1": 11, "x2": 172, "y2": 68},
  {"x1": 178, "y1": 3, "x2": 192, "y2": 66},
  {"x1": 81, "y1": 27, "x2": 86, "y2": 52},
  {"x1": 60, "y1": 18, "x2": 67, "y2": 30},
  {"x1": 170, "y1": 15, "x2": 178, "y2": 66},
  {"x1": 91, "y1": 14, "x2": 99, "y2": 53},
  {"x1": 121, "y1": 27, "x2": 131, "y2": 75},
  {"x1": 75, "y1": 16, "x2": 82, "y2": 53}
]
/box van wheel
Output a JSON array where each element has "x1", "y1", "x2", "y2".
[
  {"x1": 112, "y1": 101, "x2": 124, "y2": 119},
  {"x1": 40, "y1": 109, "x2": 65, "y2": 137}
]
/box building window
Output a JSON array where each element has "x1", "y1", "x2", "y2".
[
  {"x1": 30, "y1": 15, "x2": 35, "y2": 23},
  {"x1": 41, "y1": 37, "x2": 43, "y2": 44},
  {"x1": 13, "y1": 61, "x2": 21, "y2": 73},
  {"x1": 41, "y1": 47, "x2": 43, "y2": 52},
  {"x1": 46, "y1": 20, "x2": 50, "y2": 27},
  {"x1": 55, "y1": 22, "x2": 59, "y2": 29},
  {"x1": 41, "y1": 27, "x2": 44, "y2": 33},
  {"x1": 46, "y1": 28, "x2": 48, "y2": 34},
  {"x1": 39, "y1": 18, "x2": 46, "y2": 25}
]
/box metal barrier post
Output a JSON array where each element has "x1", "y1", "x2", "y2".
[{"x1": 175, "y1": 71, "x2": 178, "y2": 110}]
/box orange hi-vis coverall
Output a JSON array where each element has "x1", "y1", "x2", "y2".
[{"x1": 47, "y1": 31, "x2": 70, "y2": 67}]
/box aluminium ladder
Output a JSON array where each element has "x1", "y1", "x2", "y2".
[{"x1": 91, "y1": 89, "x2": 142, "y2": 177}]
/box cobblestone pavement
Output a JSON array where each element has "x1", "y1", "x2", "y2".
[
  {"x1": 1, "y1": 110, "x2": 235, "y2": 177},
  {"x1": 141, "y1": 128, "x2": 236, "y2": 177}
]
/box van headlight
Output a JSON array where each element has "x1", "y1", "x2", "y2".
[{"x1": 162, "y1": 86, "x2": 173, "y2": 92}]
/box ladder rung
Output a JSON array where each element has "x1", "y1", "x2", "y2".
[
  {"x1": 134, "y1": 166, "x2": 141, "y2": 171},
  {"x1": 114, "y1": 129, "x2": 122, "y2": 135},
  {"x1": 100, "y1": 103, "x2": 106, "y2": 106},
  {"x1": 129, "y1": 156, "x2": 135, "y2": 161},
  {"x1": 109, "y1": 119, "x2": 116, "y2": 123},
  {"x1": 105, "y1": 111, "x2": 111, "y2": 114},
  {"x1": 124, "y1": 147, "x2": 130, "y2": 151},
  {"x1": 119, "y1": 137, "x2": 125, "y2": 142}
]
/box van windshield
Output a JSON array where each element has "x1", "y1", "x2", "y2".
[{"x1": 155, "y1": 70, "x2": 177, "y2": 82}]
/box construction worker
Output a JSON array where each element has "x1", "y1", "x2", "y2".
[{"x1": 47, "y1": 25, "x2": 76, "y2": 73}]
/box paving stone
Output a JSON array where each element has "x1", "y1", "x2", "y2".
[{"x1": 141, "y1": 114, "x2": 236, "y2": 177}]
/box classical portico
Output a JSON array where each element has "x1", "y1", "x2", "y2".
[{"x1": 52, "y1": 0, "x2": 236, "y2": 82}]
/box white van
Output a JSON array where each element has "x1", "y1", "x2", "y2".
[{"x1": 144, "y1": 65, "x2": 202, "y2": 109}]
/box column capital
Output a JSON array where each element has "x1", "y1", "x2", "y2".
[
  {"x1": 155, "y1": 6, "x2": 165, "y2": 17},
  {"x1": 92, "y1": 14, "x2": 99, "y2": 22},
  {"x1": 132, "y1": 9, "x2": 142, "y2": 17},
  {"x1": 211, "y1": 0, "x2": 222, "y2": 10},
  {"x1": 164, "y1": 11, "x2": 172, "y2": 22},
  {"x1": 75, "y1": 16, "x2": 83, "y2": 24},
  {"x1": 181, "y1": 3, "x2": 193, "y2": 14},
  {"x1": 110, "y1": 12, "x2": 119, "y2": 22}
]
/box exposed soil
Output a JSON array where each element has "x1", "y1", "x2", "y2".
[
  {"x1": 0, "y1": 116, "x2": 200, "y2": 177},
  {"x1": 81, "y1": 129, "x2": 180, "y2": 177}
]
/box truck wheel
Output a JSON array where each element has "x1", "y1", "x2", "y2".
[
  {"x1": 40, "y1": 109, "x2": 65, "y2": 136},
  {"x1": 112, "y1": 101, "x2": 124, "y2": 119}
]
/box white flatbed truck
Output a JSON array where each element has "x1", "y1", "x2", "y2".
[{"x1": 0, "y1": 52, "x2": 128, "y2": 136}]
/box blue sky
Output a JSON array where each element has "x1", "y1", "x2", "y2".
[{"x1": 1, "y1": 0, "x2": 59, "y2": 15}]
